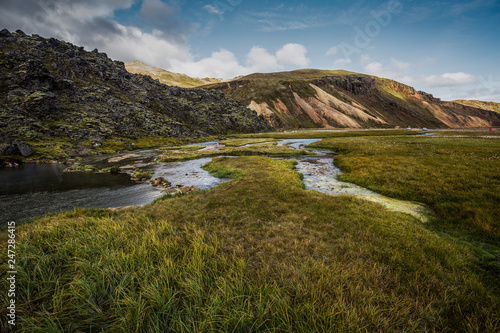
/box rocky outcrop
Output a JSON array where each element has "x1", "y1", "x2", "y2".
[
  {"x1": 0, "y1": 135, "x2": 34, "y2": 156},
  {"x1": 0, "y1": 29, "x2": 272, "y2": 144}
]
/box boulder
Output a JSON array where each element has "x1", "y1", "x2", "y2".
[
  {"x1": 150, "y1": 177, "x2": 172, "y2": 188},
  {"x1": 14, "y1": 141, "x2": 35, "y2": 156}
]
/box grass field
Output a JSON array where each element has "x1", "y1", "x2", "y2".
[
  {"x1": 1, "y1": 131, "x2": 499, "y2": 332},
  {"x1": 308, "y1": 135, "x2": 500, "y2": 242}
]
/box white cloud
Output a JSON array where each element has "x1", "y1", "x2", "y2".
[
  {"x1": 391, "y1": 57, "x2": 411, "y2": 73},
  {"x1": 326, "y1": 46, "x2": 338, "y2": 56},
  {"x1": 361, "y1": 58, "x2": 477, "y2": 90},
  {"x1": 173, "y1": 49, "x2": 247, "y2": 79},
  {"x1": 174, "y1": 43, "x2": 310, "y2": 79},
  {"x1": 98, "y1": 27, "x2": 192, "y2": 70},
  {"x1": 204, "y1": 4, "x2": 222, "y2": 15},
  {"x1": 276, "y1": 43, "x2": 310, "y2": 67},
  {"x1": 246, "y1": 46, "x2": 280, "y2": 72},
  {"x1": 333, "y1": 58, "x2": 352, "y2": 67},
  {"x1": 419, "y1": 72, "x2": 478, "y2": 87},
  {"x1": 360, "y1": 54, "x2": 371, "y2": 66},
  {"x1": 364, "y1": 61, "x2": 384, "y2": 76},
  {"x1": 363, "y1": 57, "x2": 411, "y2": 79}
]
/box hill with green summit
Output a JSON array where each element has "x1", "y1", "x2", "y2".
[
  {"x1": 453, "y1": 100, "x2": 500, "y2": 113},
  {"x1": 203, "y1": 69, "x2": 500, "y2": 129},
  {"x1": 125, "y1": 60, "x2": 222, "y2": 88}
]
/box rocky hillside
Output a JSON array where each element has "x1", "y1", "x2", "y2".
[
  {"x1": 0, "y1": 29, "x2": 271, "y2": 145},
  {"x1": 453, "y1": 100, "x2": 500, "y2": 113},
  {"x1": 125, "y1": 60, "x2": 222, "y2": 88},
  {"x1": 203, "y1": 69, "x2": 500, "y2": 129}
]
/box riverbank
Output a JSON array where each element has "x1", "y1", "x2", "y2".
[{"x1": 2, "y1": 153, "x2": 499, "y2": 332}]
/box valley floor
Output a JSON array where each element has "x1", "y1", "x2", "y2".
[{"x1": 1, "y1": 129, "x2": 499, "y2": 332}]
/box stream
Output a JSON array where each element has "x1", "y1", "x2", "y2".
[
  {"x1": 278, "y1": 139, "x2": 427, "y2": 221},
  {"x1": 0, "y1": 139, "x2": 427, "y2": 223}
]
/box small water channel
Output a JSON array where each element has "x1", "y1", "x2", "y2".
[
  {"x1": 277, "y1": 139, "x2": 428, "y2": 221},
  {"x1": 1, "y1": 138, "x2": 427, "y2": 223}
]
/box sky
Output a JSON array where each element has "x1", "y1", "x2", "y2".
[{"x1": 1, "y1": 0, "x2": 499, "y2": 102}]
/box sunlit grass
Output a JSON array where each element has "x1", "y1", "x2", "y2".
[
  {"x1": 308, "y1": 135, "x2": 500, "y2": 242},
  {"x1": 219, "y1": 138, "x2": 277, "y2": 147},
  {"x1": 1, "y1": 155, "x2": 499, "y2": 332},
  {"x1": 236, "y1": 129, "x2": 419, "y2": 139}
]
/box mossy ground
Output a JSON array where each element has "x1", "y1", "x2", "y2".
[
  {"x1": 158, "y1": 141, "x2": 310, "y2": 162},
  {"x1": 18, "y1": 136, "x2": 219, "y2": 162}
]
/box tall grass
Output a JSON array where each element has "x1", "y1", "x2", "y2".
[
  {"x1": 308, "y1": 135, "x2": 500, "y2": 242},
  {"x1": 1, "y1": 156, "x2": 499, "y2": 332}
]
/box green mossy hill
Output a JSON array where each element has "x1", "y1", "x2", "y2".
[
  {"x1": 203, "y1": 69, "x2": 500, "y2": 129},
  {"x1": 453, "y1": 100, "x2": 500, "y2": 113},
  {"x1": 0, "y1": 29, "x2": 272, "y2": 143},
  {"x1": 125, "y1": 60, "x2": 222, "y2": 88}
]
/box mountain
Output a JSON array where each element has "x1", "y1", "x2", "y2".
[
  {"x1": 125, "y1": 60, "x2": 222, "y2": 88},
  {"x1": 203, "y1": 69, "x2": 500, "y2": 129},
  {"x1": 0, "y1": 29, "x2": 271, "y2": 144},
  {"x1": 453, "y1": 100, "x2": 500, "y2": 113}
]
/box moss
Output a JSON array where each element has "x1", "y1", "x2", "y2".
[
  {"x1": 65, "y1": 165, "x2": 99, "y2": 172},
  {"x1": 132, "y1": 170, "x2": 154, "y2": 181}
]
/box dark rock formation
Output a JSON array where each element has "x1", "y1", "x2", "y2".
[
  {"x1": 0, "y1": 135, "x2": 34, "y2": 156},
  {"x1": 13, "y1": 141, "x2": 35, "y2": 156},
  {"x1": 0, "y1": 30, "x2": 272, "y2": 144}
]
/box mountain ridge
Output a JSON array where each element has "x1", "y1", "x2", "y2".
[{"x1": 202, "y1": 69, "x2": 500, "y2": 129}]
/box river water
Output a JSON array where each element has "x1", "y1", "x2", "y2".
[
  {"x1": 0, "y1": 142, "x2": 227, "y2": 223},
  {"x1": 0, "y1": 139, "x2": 427, "y2": 223}
]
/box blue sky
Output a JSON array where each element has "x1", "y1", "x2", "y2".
[{"x1": 1, "y1": 0, "x2": 499, "y2": 101}]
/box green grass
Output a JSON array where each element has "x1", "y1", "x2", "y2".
[
  {"x1": 308, "y1": 135, "x2": 500, "y2": 293},
  {"x1": 132, "y1": 170, "x2": 154, "y2": 181},
  {"x1": 235, "y1": 129, "x2": 419, "y2": 140},
  {"x1": 158, "y1": 142, "x2": 311, "y2": 162},
  {"x1": 308, "y1": 135, "x2": 500, "y2": 242},
  {"x1": 219, "y1": 138, "x2": 277, "y2": 147},
  {"x1": 1, "y1": 156, "x2": 499, "y2": 332},
  {"x1": 17, "y1": 136, "x2": 220, "y2": 162},
  {"x1": 64, "y1": 165, "x2": 99, "y2": 172}
]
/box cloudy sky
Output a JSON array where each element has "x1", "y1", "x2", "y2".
[{"x1": 1, "y1": 0, "x2": 499, "y2": 102}]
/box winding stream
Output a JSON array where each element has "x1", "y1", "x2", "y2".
[
  {"x1": 0, "y1": 139, "x2": 427, "y2": 223},
  {"x1": 278, "y1": 139, "x2": 427, "y2": 221}
]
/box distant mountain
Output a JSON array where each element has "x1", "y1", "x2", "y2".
[
  {"x1": 125, "y1": 60, "x2": 222, "y2": 88},
  {"x1": 203, "y1": 69, "x2": 500, "y2": 129},
  {"x1": 453, "y1": 100, "x2": 500, "y2": 113},
  {"x1": 0, "y1": 30, "x2": 271, "y2": 143}
]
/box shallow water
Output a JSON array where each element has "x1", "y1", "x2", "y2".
[{"x1": 0, "y1": 142, "x2": 227, "y2": 223}]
